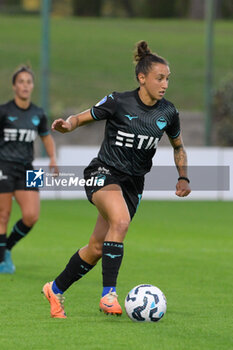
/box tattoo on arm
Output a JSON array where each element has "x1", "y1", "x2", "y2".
[{"x1": 174, "y1": 145, "x2": 188, "y2": 176}]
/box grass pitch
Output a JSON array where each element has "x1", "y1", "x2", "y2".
[{"x1": 0, "y1": 199, "x2": 232, "y2": 350}]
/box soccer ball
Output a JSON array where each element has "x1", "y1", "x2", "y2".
[{"x1": 125, "y1": 284, "x2": 167, "y2": 322}]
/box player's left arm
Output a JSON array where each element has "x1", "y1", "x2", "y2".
[
  {"x1": 40, "y1": 134, "x2": 59, "y2": 174},
  {"x1": 169, "y1": 134, "x2": 191, "y2": 197}
]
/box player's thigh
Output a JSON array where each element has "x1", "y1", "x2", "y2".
[
  {"x1": 14, "y1": 190, "x2": 40, "y2": 219},
  {"x1": 92, "y1": 184, "x2": 131, "y2": 225},
  {"x1": 0, "y1": 193, "x2": 13, "y2": 211},
  {"x1": 0, "y1": 193, "x2": 13, "y2": 226}
]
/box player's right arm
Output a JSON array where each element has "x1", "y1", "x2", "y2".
[
  {"x1": 52, "y1": 93, "x2": 116, "y2": 133},
  {"x1": 51, "y1": 109, "x2": 94, "y2": 133}
]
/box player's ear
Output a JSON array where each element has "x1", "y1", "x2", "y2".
[{"x1": 138, "y1": 72, "x2": 145, "y2": 85}]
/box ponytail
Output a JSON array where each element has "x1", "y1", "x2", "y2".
[{"x1": 134, "y1": 41, "x2": 168, "y2": 81}]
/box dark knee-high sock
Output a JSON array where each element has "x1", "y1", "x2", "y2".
[
  {"x1": 0, "y1": 234, "x2": 7, "y2": 262},
  {"x1": 6, "y1": 219, "x2": 32, "y2": 250},
  {"x1": 54, "y1": 251, "x2": 95, "y2": 293},
  {"x1": 102, "y1": 241, "x2": 124, "y2": 295}
]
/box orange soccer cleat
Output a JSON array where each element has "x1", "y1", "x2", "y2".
[
  {"x1": 99, "y1": 289, "x2": 122, "y2": 316},
  {"x1": 42, "y1": 281, "x2": 67, "y2": 319}
]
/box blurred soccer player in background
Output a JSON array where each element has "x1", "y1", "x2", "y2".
[
  {"x1": 0, "y1": 66, "x2": 58, "y2": 274},
  {"x1": 43, "y1": 41, "x2": 191, "y2": 318}
]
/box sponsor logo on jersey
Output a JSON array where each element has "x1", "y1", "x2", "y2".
[
  {"x1": 26, "y1": 169, "x2": 44, "y2": 188},
  {"x1": 8, "y1": 116, "x2": 18, "y2": 122},
  {"x1": 124, "y1": 114, "x2": 139, "y2": 121},
  {"x1": 3, "y1": 129, "x2": 38, "y2": 142},
  {"x1": 95, "y1": 96, "x2": 107, "y2": 107},
  {"x1": 115, "y1": 130, "x2": 159, "y2": 150},
  {"x1": 156, "y1": 117, "x2": 167, "y2": 130},
  {"x1": 0, "y1": 170, "x2": 8, "y2": 180},
  {"x1": 31, "y1": 115, "x2": 40, "y2": 126},
  {"x1": 116, "y1": 130, "x2": 134, "y2": 148}
]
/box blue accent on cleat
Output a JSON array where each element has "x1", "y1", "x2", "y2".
[
  {"x1": 52, "y1": 280, "x2": 64, "y2": 294},
  {"x1": 0, "y1": 260, "x2": 15, "y2": 274},
  {"x1": 4, "y1": 249, "x2": 15, "y2": 273},
  {"x1": 102, "y1": 286, "x2": 116, "y2": 297}
]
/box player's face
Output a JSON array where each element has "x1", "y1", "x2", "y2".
[
  {"x1": 13, "y1": 72, "x2": 34, "y2": 101},
  {"x1": 139, "y1": 63, "x2": 170, "y2": 102}
]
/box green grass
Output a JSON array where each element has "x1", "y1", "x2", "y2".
[
  {"x1": 0, "y1": 16, "x2": 232, "y2": 113},
  {"x1": 0, "y1": 199, "x2": 232, "y2": 350}
]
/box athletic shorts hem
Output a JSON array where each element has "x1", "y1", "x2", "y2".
[
  {"x1": 83, "y1": 158, "x2": 144, "y2": 220},
  {"x1": 0, "y1": 160, "x2": 39, "y2": 193}
]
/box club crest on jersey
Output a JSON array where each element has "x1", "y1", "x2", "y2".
[
  {"x1": 156, "y1": 117, "x2": 167, "y2": 130},
  {"x1": 31, "y1": 115, "x2": 40, "y2": 126},
  {"x1": 95, "y1": 96, "x2": 107, "y2": 107}
]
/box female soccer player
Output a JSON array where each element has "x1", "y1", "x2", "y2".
[
  {"x1": 0, "y1": 65, "x2": 58, "y2": 274},
  {"x1": 43, "y1": 41, "x2": 191, "y2": 318}
]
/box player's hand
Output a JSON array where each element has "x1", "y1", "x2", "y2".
[
  {"x1": 51, "y1": 118, "x2": 72, "y2": 133},
  {"x1": 49, "y1": 158, "x2": 59, "y2": 176},
  {"x1": 175, "y1": 179, "x2": 191, "y2": 197}
]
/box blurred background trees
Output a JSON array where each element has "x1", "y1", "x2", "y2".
[
  {"x1": 0, "y1": 0, "x2": 232, "y2": 146},
  {"x1": 0, "y1": 0, "x2": 233, "y2": 18}
]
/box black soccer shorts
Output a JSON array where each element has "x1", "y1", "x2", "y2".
[
  {"x1": 0, "y1": 160, "x2": 38, "y2": 193},
  {"x1": 84, "y1": 157, "x2": 144, "y2": 220}
]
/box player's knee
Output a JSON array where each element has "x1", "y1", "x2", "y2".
[
  {"x1": 23, "y1": 212, "x2": 39, "y2": 227},
  {"x1": 0, "y1": 209, "x2": 10, "y2": 225},
  {"x1": 111, "y1": 218, "x2": 130, "y2": 236}
]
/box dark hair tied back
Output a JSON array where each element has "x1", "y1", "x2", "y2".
[
  {"x1": 134, "y1": 40, "x2": 168, "y2": 82},
  {"x1": 12, "y1": 65, "x2": 34, "y2": 85},
  {"x1": 134, "y1": 40, "x2": 152, "y2": 63}
]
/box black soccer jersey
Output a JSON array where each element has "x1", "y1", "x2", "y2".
[
  {"x1": 0, "y1": 100, "x2": 50, "y2": 164},
  {"x1": 91, "y1": 89, "x2": 180, "y2": 176}
]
